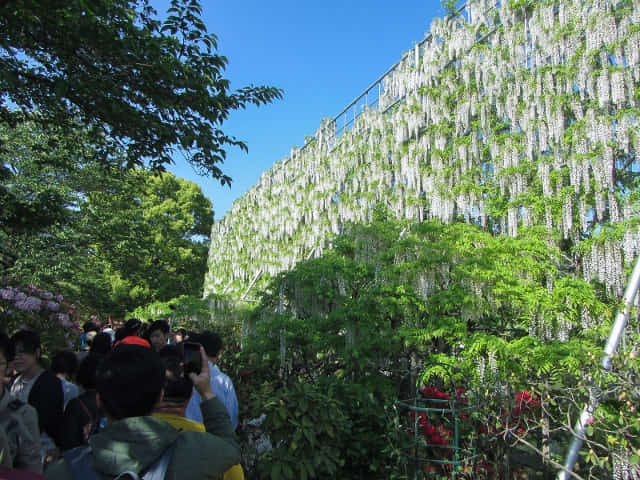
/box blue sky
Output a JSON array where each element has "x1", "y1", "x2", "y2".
[{"x1": 166, "y1": 0, "x2": 446, "y2": 219}]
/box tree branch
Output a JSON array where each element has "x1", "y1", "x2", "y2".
[{"x1": 509, "y1": 430, "x2": 587, "y2": 480}]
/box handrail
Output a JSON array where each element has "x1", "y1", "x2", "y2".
[{"x1": 289, "y1": 1, "x2": 473, "y2": 158}]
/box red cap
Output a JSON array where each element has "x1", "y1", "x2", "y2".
[{"x1": 114, "y1": 336, "x2": 151, "y2": 348}]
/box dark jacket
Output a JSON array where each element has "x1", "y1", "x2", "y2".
[{"x1": 45, "y1": 396, "x2": 240, "y2": 480}]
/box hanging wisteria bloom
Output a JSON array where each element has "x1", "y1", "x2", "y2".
[{"x1": 202, "y1": 0, "x2": 640, "y2": 302}]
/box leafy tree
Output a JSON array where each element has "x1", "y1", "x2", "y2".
[
  {"x1": 0, "y1": 0, "x2": 283, "y2": 181},
  {"x1": 0, "y1": 121, "x2": 105, "y2": 274},
  {"x1": 78, "y1": 168, "x2": 214, "y2": 314},
  {"x1": 1, "y1": 122, "x2": 214, "y2": 316}
]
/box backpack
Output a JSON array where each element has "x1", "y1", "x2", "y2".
[
  {"x1": 62, "y1": 441, "x2": 177, "y2": 480},
  {"x1": 74, "y1": 396, "x2": 99, "y2": 443}
]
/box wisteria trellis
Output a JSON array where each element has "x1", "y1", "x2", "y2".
[{"x1": 205, "y1": 0, "x2": 640, "y2": 300}]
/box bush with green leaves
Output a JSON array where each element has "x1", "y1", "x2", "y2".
[
  {"x1": 253, "y1": 378, "x2": 402, "y2": 480},
  {"x1": 235, "y1": 215, "x2": 639, "y2": 479}
]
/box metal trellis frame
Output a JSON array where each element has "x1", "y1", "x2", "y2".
[{"x1": 396, "y1": 363, "x2": 478, "y2": 479}]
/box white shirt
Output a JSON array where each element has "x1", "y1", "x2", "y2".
[{"x1": 9, "y1": 373, "x2": 41, "y2": 403}]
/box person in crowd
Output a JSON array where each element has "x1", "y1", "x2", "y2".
[
  {"x1": 113, "y1": 335, "x2": 151, "y2": 349},
  {"x1": 0, "y1": 333, "x2": 42, "y2": 472},
  {"x1": 147, "y1": 320, "x2": 170, "y2": 353},
  {"x1": 100, "y1": 324, "x2": 115, "y2": 344},
  {"x1": 123, "y1": 318, "x2": 143, "y2": 338},
  {"x1": 186, "y1": 331, "x2": 239, "y2": 430},
  {"x1": 172, "y1": 328, "x2": 187, "y2": 345},
  {"x1": 79, "y1": 323, "x2": 98, "y2": 352},
  {"x1": 75, "y1": 331, "x2": 96, "y2": 365},
  {"x1": 88, "y1": 333, "x2": 111, "y2": 357},
  {"x1": 50, "y1": 352, "x2": 79, "y2": 409},
  {"x1": 45, "y1": 343, "x2": 240, "y2": 480},
  {"x1": 58, "y1": 354, "x2": 103, "y2": 451},
  {"x1": 10, "y1": 330, "x2": 64, "y2": 462},
  {"x1": 113, "y1": 327, "x2": 128, "y2": 344},
  {"x1": 153, "y1": 346, "x2": 244, "y2": 480}
]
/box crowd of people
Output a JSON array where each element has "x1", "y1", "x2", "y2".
[{"x1": 0, "y1": 318, "x2": 243, "y2": 480}]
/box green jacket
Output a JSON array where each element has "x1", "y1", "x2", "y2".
[{"x1": 45, "y1": 396, "x2": 240, "y2": 480}]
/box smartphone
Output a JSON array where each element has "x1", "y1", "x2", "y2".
[{"x1": 183, "y1": 341, "x2": 202, "y2": 375}]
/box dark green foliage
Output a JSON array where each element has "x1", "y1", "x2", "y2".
[
  {"x1": 253, "y1": 379, "x2": 401, "y2": 480},
  {"x1": 0, "y1": 0, "x2": 283, "y2": 181}
]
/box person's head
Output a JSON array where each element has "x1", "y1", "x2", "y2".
[
  {"x1": 157, "y1": 345, "x2": 192, "y2": 406},
  {"x1": 173, "y1": 328, "x2": 187, "y2": 344},
  {"x1": 10, "y1": 330, "x2": 41, "y2": 376},
  {"x1": 96, "y1": 344, "x2": 165, "y2": 420},
  {"x1": 0, "y1": 333, "x2": 14, "y2": 384},
  {"x1": 51, "y1": 351, "x2": 78, "y2": 381},
  {"x1": 124, "y1": 318, "x2": 143, "y2": 337},
  {"x1": 83, "y1": 322, "x2": 99, "y2": 334},
  {"x1": 148, "y1": 320, "x2": 170, "y2": 352},
  {"x1": 83, "y1": 331, "x2": 97, "y2": 352},
  {"x1": 90, "y1": 333, "x2": 112, "y2": 355},
  {"x1": 196, "y1": 331, "x2": 223, "y2": 361},
  {"x1": 114, "y1": 327, "x2": 128, "y2": 343},
  {"x1": 76, "y1": 354, "x2": 102, "y2": 391}
]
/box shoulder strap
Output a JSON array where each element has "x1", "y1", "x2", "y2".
[
  {"x1": 62, "y1": 446, "x2": 103, "y2": 480},
  {"x1": 64, "y1": 441, "x2": 177, "y2": 480},
  {"x1": 140, "y1": 441, "x2": 177, "y2": 480},
  {"x1": 76, "y1": 395, "x2": 99, "y2": 436}
]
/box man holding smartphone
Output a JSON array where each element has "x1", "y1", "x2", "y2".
[
  {"x1": 45, "y1": 343, "x2": 240, "y2": 480},
  {"x1": 185, "y1": 332, "x2": 239, "y2": 430}
]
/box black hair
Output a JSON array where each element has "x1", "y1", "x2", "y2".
[
  {"x1": 158, "y1": 345, "x2": 193, "y2": 403},
  {"x1": 176, "y1": 328, "x2": 187, "y2": 337},
  {"x1": 76, "y1": 353, "x2": 102, "y2": 390},
  {"x1": 51, "y1": 351, "x2": 78, "y2": 377},
  {"x1": 11, "y1": 330, "x2": 40, "y2": 355},
  {"x1": 0, "y1": 333, "x2": 14, "y2": 361},
  {"x1": 83, "y1": 321, "x2": 99, "y2": 334},
  {"x1": 96, "y1": 344, "x2": 165, "y2": 420},
  {"x1": 194, "y1": 331, "x2": 223, "y2": 357},
  {"x1": 148, "y1": 320, "x2": 170, "y2": 336},
  {"x1": 90, "y1": 333, "x2": 112, "y2": 355},
  {"x1": 123, "y1": 318, "x2": 142, "y2": 337},
  {"x1": 83, "y1": 331, "x2": 97, "y2": 349},
  {"x1": 114, "y1": 327, "x2": 128, "y2": 343}
]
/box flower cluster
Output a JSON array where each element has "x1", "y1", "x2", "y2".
[
  {"x1": 513, "y1": 390, "x2": 540, "y2": 416},
  {"x1": 421, "y1": 385, "x2": 451, "y2": 401},
  {"x1": 1, "y1": 285, "x2": 63, "y2": 312},
  {"x1": 1, "y1": 280, "x2": 82, "y2": 352}
]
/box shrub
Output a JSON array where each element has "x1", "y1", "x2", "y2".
[{"x1": 0, "y1": 278, "x2": 82, "y2": 356}]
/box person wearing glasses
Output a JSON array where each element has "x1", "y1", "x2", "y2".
[
  {"x1": 0, "y1": 332, "x2": 42, "y2": 472},
  {"x1": 9, "y1": 330, "x2": 64, "y2": 464}
]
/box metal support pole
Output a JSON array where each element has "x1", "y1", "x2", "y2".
[{"x1": 558, "y1": 253, "x2": 640, "y2": 480}]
